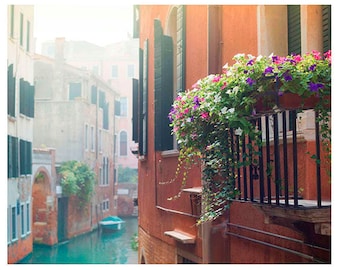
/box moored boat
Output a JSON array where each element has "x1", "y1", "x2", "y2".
[{"x1": 99, "y1": 216, "x2": 125, "y2": 232}]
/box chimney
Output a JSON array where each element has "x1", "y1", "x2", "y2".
[{"x1": 55, "y1": 37, "x2": 65, "y2": 64}]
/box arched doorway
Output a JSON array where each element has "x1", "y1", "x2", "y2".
[{"x1": 32, "y1": 169, "x2": 58, "y2": 245}]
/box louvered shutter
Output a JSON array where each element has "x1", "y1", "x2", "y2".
[
  {"x1": 322, "y1": 5, "x2": 331, "y2": 52},
  {"x1": 132, "y1": 78, "x2": 139, "y2": 142},
  {"x1": 287, "y1": 5, "x2": 301, "y2": 55},
  {"x1": 176, "y1": 5, "x2": 186, "y2": 93},
  {"x1": 154, "y1": 20, "x2": 174, "y2": 151},
  {"x1": 141, "y1": 40, "x2": 148, "y2": 156},
  {"x1": 7, "y1": 64, "x2": 16, "y2": 117}
]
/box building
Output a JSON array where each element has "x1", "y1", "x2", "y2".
[
  {"x1": 33, "y1": 37, "x2": 119, "y2": 240},
  {"x1": 40, "y1": 39, "x2": 139, "y2": 213},
  {"x1": 133, "y1": 5, "x2": 331, "y2": 263},
  {"x1": 7, "y1": 5, "x2": 35, "y2": 263}
]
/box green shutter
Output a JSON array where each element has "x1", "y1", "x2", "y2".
[
  {"x1": 322, "y1": 5, "x2": 331, "y2": 52},
  {"x1": 91, "y1": 86, "x2": 97, "y2": 104},
  {"x1": 28, "y1": 83, "x2": 34, "y2": 118},
  {"x1": 142, "y1": 40, "x2": 148, "y2": 156},
  {"x1": 69, "y1": 82, "x2": 81, "y2": 100},
  {"x1": 287, "y1": 5, "x2": 301, "y2": 55},
  {"x1": 154, "y1": 20, "x2": 174, "y2": 151},
  {"x1": 7, "y1": 64, "x2": 15, "y2": 117},
  {"x1": 138, "y1": 48, "x2": 144, "y2": 154},
  {"x1": 8, "y1": 136, "x2": 13, "y2": 178},
  {"x1": 19, "y1": 78, "x2": 24, "y2": 115},
  {"x1": 176, "y1": 5, "x2": 186, "y2": 93},
  {"x1": 132, "y1": 78, "x2": 139, "y2": 142}
]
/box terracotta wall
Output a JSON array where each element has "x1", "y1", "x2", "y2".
[{"x1": 8, "y1": 235, "x2": 33, "y2": 264}]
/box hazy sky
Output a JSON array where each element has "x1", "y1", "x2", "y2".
[{"x1": 34, "y1": 4, "x2": 133, "y2": 52}]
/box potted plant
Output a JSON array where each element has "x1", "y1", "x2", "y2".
[{"x1": 168, "y1": 50, "x2": 331, "y2": 223}]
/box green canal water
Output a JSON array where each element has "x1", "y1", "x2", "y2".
[{"x1": 19, "y1": 217, "x2": 138, "y2": 264}]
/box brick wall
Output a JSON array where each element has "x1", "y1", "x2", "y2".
[
  {"x1": 8, "y1": 234, "x2": 33, "y2": 264},
  {"x1": 138, "y1": 226, "x2": 177, "y2": 264}
]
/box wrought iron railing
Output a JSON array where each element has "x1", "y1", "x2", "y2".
[{"x1": 231, "y1": 109, "x2": 330, "y2": 208}]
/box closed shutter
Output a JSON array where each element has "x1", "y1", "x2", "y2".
[
  {"x1": 69, "y1": 82, "x2": 81, "y2": 100},
  {"x1": 287, "y1": 5, "x2": 301, "y2": 55},
  {"x1": 19, "y1": 78, "x2": 25, "y2": 115},
  {"x1": 91, "y1": 86, "x2": 97, "y2": 104},
  {"x1": 322, "y1": 5, "x2": 331, "y2": 52},
  {"x1": 154, "y1": 19, "x2": 174, "y2": 151},
  {"x1": 176, "y1": 5, "x2": 186, "y2": 93},
  {"x1": 132, "y1": 78, "x2": 139, "y2": 142},
  {"x1": 19, "y1": 139, "x2": 32, "y2": 175},
  {"x1": 141, "y1": 40, "x2": 148, "y2": 156},
  {"x1": 28, "y1": 83, "x2": 34, "y2": 118},
  {"x1": 103, "y1": 102, "x2": 109, "y2": 130},
  {"x1": 7, "y1": 64, "x2": 16, "y2": 117}
]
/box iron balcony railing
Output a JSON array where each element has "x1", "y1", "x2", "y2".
[{"x1": 229, "y1": 109, "x2": 330, "y2": 208}]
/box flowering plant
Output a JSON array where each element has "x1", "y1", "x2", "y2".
[{"x1": 168, "y1": 50, "x2": 331, "y2": 223}]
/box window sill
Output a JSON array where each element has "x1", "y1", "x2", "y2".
[{"x1": 161, "y1": 149, "x2": 179, "y2": 158}]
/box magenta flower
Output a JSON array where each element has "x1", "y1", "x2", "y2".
[
  {"x1": 201, "y1": 112, "x2": 209, "y2": 119},
  {"x1": 308, "y1": 82, "x2": 324, "y2": 92},
  {"x1": 246, "y1": 77, "x2": 256, "y2": 86},
  {"x1": 213, "y1": 75, "x2": 221, "y2": 82},
  {"x1": 263, "y1": 66, "x2": 274, "y2": 75}
]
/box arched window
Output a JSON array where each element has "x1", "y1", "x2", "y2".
[{"x1": 119, "y1": 131, "x2": 128, "y2": 156}]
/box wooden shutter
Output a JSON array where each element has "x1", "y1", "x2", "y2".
[
  {"x1": 103, "y1": 102, "x2": 109, "y2": 130},
  {"x1": 154, "y1": 20, "x2": 174, "y2": 151},
  {"x1": 177, "y1": 5, "x2": 186, "y2": 93},
  {"x1": 69, "y1": 82, "x2": 81, "y2": 100},
  {"x1": 7, "y1": 64, "x2": 15, "y2": 117},
  {"x1": 132, "y1": 78, "x2": 139, "y2": 142},
  {"x1": 28, "y1": 83, "x2": 34, "y2": 118},
  {"x1": 91, "y1": 86, "x2": 97, "y2": 104},
  {"x1": 19, "y1": 78, "x2": 25, "y2": 115},
  {"x1": 8, "y1": 136, "x2": 18, "y2": 178},
  {"x1": 287, "y1": 5, "x2": 301, "y2": 55},
  {"x1": 208, "y1": 5, "x2": 221, "y2": 74},
  {"x1": 141, "y1": 40, "x2": 148, "y2": 156},
  {"x1": 322, "y1": 5, "x2": 331, "y2": 52}
]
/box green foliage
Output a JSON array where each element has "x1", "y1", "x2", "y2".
[
  {"x1": 130, "y1": 233, "x2": 138, "y2": 251},
  {"x1": 59, "y1": 160, "x2": 95, "y2": 209},
  {"x1": 118, "y1": 166, "x2": 138, "y2": 183}
]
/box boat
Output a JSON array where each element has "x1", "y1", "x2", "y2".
[{"x1": 99, "y1": 216, "x2": 125, "y2": 232}]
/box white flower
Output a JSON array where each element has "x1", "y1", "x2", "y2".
[
  {"x1": 256, "y1": 55, "x2": 263, "y2": 61},
  {"x1": 214, "y1": 94, "x2": 221, "y2": 103},
  {"x1": 235, "y1": 127, "x2": 243, "y2": 136},
  {"x1": 223, "y1": 62, "x2": 229, "y2": 69},
  {"x1": 221, "y1": 107, "x2": 228, "y2": 114},
  {"x1": 233, "y1": 86, "x2": 239, "y2": 93},
  {"x1": 227, "y1": 108, "x2": 235, "y2": 114}
]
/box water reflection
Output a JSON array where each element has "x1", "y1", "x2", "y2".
[{"x1": 19, "y1": 217, "x2": 138, "y2": 264}]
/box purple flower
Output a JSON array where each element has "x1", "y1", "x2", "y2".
[
  {"x1": 193, "y1": 96, "x2": 200, "y2": 109},
  {"x1": 283, "y1": 71, "x2": 293, "y2": 81},
  {"x1": 309, "y1": 64, "x2": 316, "y2": 71},
  {"x1": 247, "y1": 59, "x2": 254, "y2": 66},
  {"x1": 246, "y1": 77, "x2": 256, "y2": 86},
  {"x1": 308, "y1": 82, "x2": 324, "y2": 92},
  {"x1": 263, "y1": 66, "x2": 274, "y2": 75}
]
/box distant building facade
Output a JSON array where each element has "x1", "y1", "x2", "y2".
[
  {"x1": 7, "y1": 5, "x2": 35, "y2": 263},
  {"x1": 40, "y1": 38, "x2": 139, "y2": 215},
  {"x1": 33, "y1": 37, "x2": 119, "y2": 240}
]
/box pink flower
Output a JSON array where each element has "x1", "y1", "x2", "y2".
[
  {"x1": 201, "y1": 112, "x2": 209, "y2": 119},
  {"x1": 293, "y1": 55, "x2": 302, "y2": 62},
  {"x1": 311, "y1": 50, "x2": 322, "y2": 60},
  {"x1": 221, "y1": 82, "x2": 227, "y2": 90},
  {"x1": 212, "y1": 75, "x2": 221, "y2": 82},
  {"x1": 184, "y1": 108, "x2": 190, "y2": 114}
]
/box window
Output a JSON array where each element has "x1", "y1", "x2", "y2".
[
  {"x1": 69, "y1": 82, "x2": 82, "y2": 100},
  {"x1": 84, "y1": 124, "x2": 88, "y2": 150},
  {"x1": 120, "y1": 131, "x2": 128, "y2": 156},
  {"x1": 8, "y1": 135, "x2": 19, "y2": 178},
  {"x1": 102, "y1": 200, "x2": 109, "y2": 211},
  {"x1": 101, "y1": 157, "x2": 109, "y2": 185},
  {"x1": 10, "y1": 5, "x2": 14, "y2": 38},
  {"x1": 20, "y1": 139, "x2": 32, "y2": 175},
  {"x1": 19, "y1": 78, "x2": 35, "y2": 118},
  {"x1": 21, "y1": 204, "x2": 25, "y2": 237},
  {"x1": 91, "y1": 126, "x2": 95, "y2": 151},
  {"x1": 26, "y1": 20, "x2": 30, "y2": 52},
  {"x1": 98, "y1": 129, "x2": 102, "y2": 152},
  {"x1": 322, "y1": 5, "x2": 331, "y2": 52},
  {"x1": 120, "y1": 97, "x2": 128, "y2": 117},
  {"x1": 287, "y1": 5, "x2": 301, "y2": 55},
  {"x1": 7, "y1": 64, "x2": 16, "y2": 117},
  {"x1": 91, "y1": 85, "x2": 97, "y2": 104},
  {"x1": 20, "y1": 13, "x2": 23, "y2": 46},
  {"x1": 26, "y1": 202, "x2": 31, "y2": 233},
  {"x1": 112, "y1": 65, "x2": 118, "y2": 78},
  {"x1": 154, "y1": 19, "x2": 174, "y2": 151},
  {"x1": 128, "y1": 64, "x2": 134, "y2": 78},
  {"x1": 11, "y1": 206, "x2": 17, "y2": 241}
]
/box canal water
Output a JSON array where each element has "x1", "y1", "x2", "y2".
[{"x1": 19, "y1": 217, "x2": 138, "y2": 264}]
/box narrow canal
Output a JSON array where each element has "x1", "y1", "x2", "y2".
[{"x1": 19, "y1": 217, "x2": 138, "y2": 264}]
